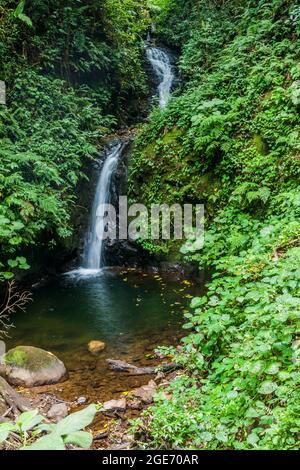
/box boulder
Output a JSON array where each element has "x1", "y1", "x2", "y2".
[
  {"x1": 88, "y1": 340, "x2": 105, "y2": 354},
  {"x1": 127, "y1": 397, "x2": 142, "y2": 410},
  {"x1": 101, "y1": 398, "x2": 126, "y2": 415},
  {"x1": 1, "y1": 346, "x2": 67, "y2": 387},
  {"x1": 131, "y1": 380, "x2": 157, "y2": 404},
  {"x1": 47, "y1": 403, "x2": 68, "y2": 421}
]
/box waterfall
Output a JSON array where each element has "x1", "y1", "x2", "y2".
[
  {"x1": 83, "y1": 142, "x2": 124, "y2": 271},
  {"x1": 67, "y1": 44, "x2": 175, "y2": 279},
  {"x1": 146, "y1": 46, "x2": 174, "y2": 108}
]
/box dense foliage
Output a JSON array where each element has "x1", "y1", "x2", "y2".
[
  {"x1": 0, "y1": 404, "x2": 99, "y2": 449},
  {"x1": 1, "y1": 0, "x2": 299, "y2": 451},
  {"x1": 129, "y1": 0, "x2": 300, "y2": 450},
  {"x1": 0, "y1": 0, "x2": 152, "y2": 280}
]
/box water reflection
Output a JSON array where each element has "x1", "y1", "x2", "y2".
[{"x1": 8, "y1": 269, "x2": 201, "y2": 356}]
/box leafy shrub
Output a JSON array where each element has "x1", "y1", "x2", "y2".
[
  {"x1": 0, "y1": 70, "x2": 112, "y2": 280},
  {"x1": 129, "y1": 0, "x2": 300, "y2": 450},
  {"x1": 0, "y1": 405, "x2": 99, "y2": 450}
]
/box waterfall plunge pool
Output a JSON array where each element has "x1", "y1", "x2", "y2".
[{"x1": 7, "y1": 268, "x2": 204, "y2": 407}]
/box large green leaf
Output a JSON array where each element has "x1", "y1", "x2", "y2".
[
  {"x1": 0, "y1": 423, "x2": 17, "y2": 443},
  {"x1": 258, "y1": 381, "x2": 278, "y2": 395},
  {"x1": 17, "y1": 410, "x2": 44, "y2": 432},
  {"x1": 55, "y1": 404, "x2": 97, "y2": 435},
  {"x1": 63, "y1": 431, "x2": 93, "y2": 449},
  {"x1": 21, "y1": 432, "x2": 65, "y2": 450}
]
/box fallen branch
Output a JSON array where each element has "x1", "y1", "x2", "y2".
[
  {"x1": 0, "y1": 377, "x2": 32, "y2": 413},
  {"x1": 106, "y1": 359, "x2": 181, "y2": 375}
]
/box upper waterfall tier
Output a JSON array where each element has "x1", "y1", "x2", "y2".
[{"x1": 146, "y1": 46, "x2": 174, "y2": 108}]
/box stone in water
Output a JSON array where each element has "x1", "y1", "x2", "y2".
[{"x1": 88, "y1": 340, "x2": 105, "y2": 354}]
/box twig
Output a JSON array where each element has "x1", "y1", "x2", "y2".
[{"x1": 0, "y1": 281, "x2": 32, "y2": 337}]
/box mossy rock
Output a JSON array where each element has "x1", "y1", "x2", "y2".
[{"x1": 2, "y1": 346, "x2": 68, "y2": 387}]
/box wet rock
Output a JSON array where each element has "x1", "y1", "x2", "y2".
[
  {"x1": 88, "y1": 340, "x2": 106, "y2": 354},
  {"x1": 104, "y1": 239, "x2": 154, "y2": 267},
  {"x1": 166, "y1": 370, "x2": 180, "y2": 382},
  {"x1": 106, "y1": 358, "x2": 181, "y2": 375},
  {"x1": 109, "y1": 435, "x2": 134, "y2": 450},
  {"x1": 131, "y1": 380, "x2": 157, "y2": 404},
  {"x1": 94, "y1": 432, "x2": 109, "y2": 440},
  {"x1": 154, "y1": 371, "x2": 165, "y2": 383},
  {"x1": 47, "y1": 403, "x2": 68, "y2": 421},
  {"x1": 106, "y1": 359, "x2": 156, "y2": 374},
  {"x1": 76, "y1": 396, "x2": 87, "y2": 405},
  {"x1": 101, "y1": 398, "x2": 127, "y2": 414},
  {"x1": 2, "y1": 346, "x2": 67, "y2": 387},
  {"x1": 127, "y1": 397, "x2": 142, "y2": 410}
]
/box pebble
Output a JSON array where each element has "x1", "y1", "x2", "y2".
[{"x1": 77, "y1": 396, "x2": 87, "y2": 405}]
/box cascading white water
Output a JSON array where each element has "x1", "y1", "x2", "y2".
[
  {"x1": 146, "y1": 46, "x2": 174, "y2": 108},
  {"x1": 83, "y1": 142, "x2": 123, "y2": 271},
  {"x1": 67, "y1": 46, "x2": 175, "y2": 278}
]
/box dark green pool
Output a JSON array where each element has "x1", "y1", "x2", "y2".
[{"x1": 6, "y1": 268, "x2": 203, "y2": 404}]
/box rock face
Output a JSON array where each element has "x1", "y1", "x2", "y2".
[
  {"x1": 1, "y1": 346, "x2": 67, "y2": 387},
  {"x1": 88, "y1": 340, "x2": 105, "y2": 354}
]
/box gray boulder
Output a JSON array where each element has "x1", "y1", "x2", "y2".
[
  {"x1": 101, "y1": 398, "x2": 126, "y2": 415},
  {"x1": 1, "y1": 346, "x2": 68, "y2": 387},
  {"x1": 47, "y1": 403, "x2": 68, "y2": 421}
]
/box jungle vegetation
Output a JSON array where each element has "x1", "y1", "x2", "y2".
[
  {"x1": 1, "y1": 0, "x2": 300, "y2": 451},
  {"x1": 0, "y1": 0, "x2": 152, "y2": 282},
  {"x1": 129, "y1": 0, "x2": 300, "y2": 450}
]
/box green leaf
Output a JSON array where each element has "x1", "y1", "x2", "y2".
[
  {"x1": 227, "y1": 390, "x2": 238, "y2": 399},
  {"x1": 3, "y1": 272, "x2": 14, "y2": 279},
  {"x1": 215, "y1": 430, "x2": 228, "y2": 443},
  {"x1": 247, "y1": 433, "x2": 259, "y2": 446},
  {"x1": 200, "y1": 431, "x2": 213, "y2": 442},
  {"x1": 55, "y1": 404, "x2": 97, "y2": 435},
  {"x1": 0, "y1": 423, "x2": 17, "y2": 443},
  {"x1": 63, "y1": 431, "x2": 93, "y2": 449},
  {"x1": 17, "y1": 13, "x2": 33, "y2": 27},
  {"x1": 258, "y1": 381, "x2": 278, "y2": 395},
  {"x1": 17, "y1": 409, "x2": 44, "y2": 432},
  {"x1": 13, "y1": 0, "x2": 25, "y2": 17},
  {"x1": 0, "y1": 430, "x2": 10, "y2": 443},
  {"x1": 8, "y1": 259, "x2": 18, "y2": 268},
  {"x1": 249, "y1": 361, "x2": 263, "y2": 374},
  {"x1": 22, "y1": 432, "x2": 65, "y2": 450},
  {"x1": 265, "y1": 363, "x2": 280, "y2": 375},
  {"x1": 190, "y1": 297, "x2": 204, "y2": 309},
  {"x1": 245, "y1": 407, "x2": 261, "y2": 418}
]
